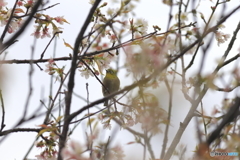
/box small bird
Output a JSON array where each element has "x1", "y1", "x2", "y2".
[{"x1": 102, "y1": 69, "x2": 120, "y2": 106}]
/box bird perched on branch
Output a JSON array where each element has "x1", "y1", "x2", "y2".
[{"x1": 102, "y1": 69, "x2": 120, "y2": 106}]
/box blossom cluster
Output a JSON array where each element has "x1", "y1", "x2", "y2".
[
  {"x1": 0, "y1": 0, "x2": 69, "y2": 38},
  {"x1": 0, "y1": 0, "x2": 22, "y2": 33},
  {"x1": 35, "y1": 119, "x2": 60, "y2": 160},
  {"x1": 45, "y1": 58, "x2": 65, "y2": 81},
  {"x1": 31, "y1": 14, "x2": 68, "y2": 39},
  {"x1": 215, "y1": 30, "x2": 230, "y2": 46},
  {"x1": 61, "y1": 140, "x2": 125, "y2": 160}
]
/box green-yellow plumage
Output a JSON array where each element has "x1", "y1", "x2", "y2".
[{"x1": 102, "y1": 69, "x2": 120, "y2": 106}]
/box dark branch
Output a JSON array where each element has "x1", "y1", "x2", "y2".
[{"x1": 207, "y1": 97, "x2": 240, "y2": 145}]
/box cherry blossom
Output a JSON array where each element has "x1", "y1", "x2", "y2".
[{"x1": 215, "y1": 31, "x2": 230, "y2": 46}]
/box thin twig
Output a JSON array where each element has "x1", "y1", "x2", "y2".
[
  {"x1": 0, "y1": 90, "x2": 5, "y2": 131},
  {"x1": 40, "y1": 31, "x2": 62, "y2": 59}
]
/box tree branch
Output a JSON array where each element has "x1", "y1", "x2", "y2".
[{"x1": 58, "y1": 1, "x2": 102, "y2": 159}]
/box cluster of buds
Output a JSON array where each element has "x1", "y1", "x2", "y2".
[{"x1": 35, "y1": 119, "x2": 61, "y2": 160}]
